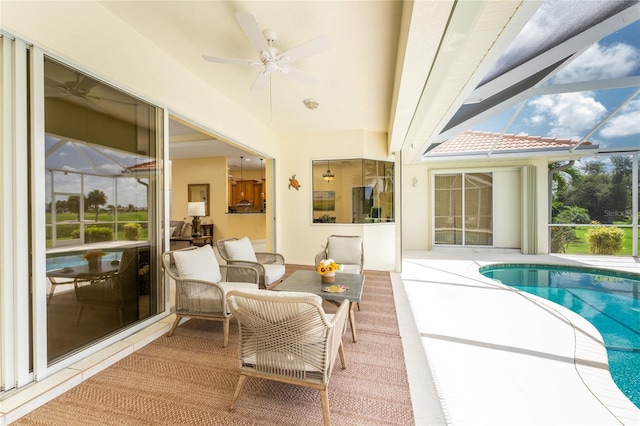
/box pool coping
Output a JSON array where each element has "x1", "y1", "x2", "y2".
[
  {"x1": 473, "y1": 261, "x2": 640, "y2": 425},
  {"x1": 400, "y1": 251, "x2": 640, "y2": 426}
]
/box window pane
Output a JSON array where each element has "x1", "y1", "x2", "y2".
[
  {"x1": 434, "y1": 174, "x2": 463, "y2": 245},
  {"x1": 312, "y1": 158, "x2": 394, "y2": 224},
  {"x1": 44, "y1": 57, "x2": 162, "y2": 364},
  {"x1": 434, "y1": 172, "x2": 493, "y2": 246},
  {"x1": 465, "y1": 173, "x2": 493, "y2": 245}
]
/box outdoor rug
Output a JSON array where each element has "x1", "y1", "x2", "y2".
[{"x1": 15, "y1": 266, "x2": 414, "y2": 425}]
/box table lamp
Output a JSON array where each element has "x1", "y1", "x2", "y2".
[{"x1": 187, "y1": 201, "x2": 205, "y2": 237}]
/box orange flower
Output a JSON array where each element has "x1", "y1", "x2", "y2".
[{"x1": 316, "y1": 259, "x2": 342, "y2": 275}]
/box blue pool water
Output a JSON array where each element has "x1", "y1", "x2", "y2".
[
  {"x1": 47, "y1": 251, "x2": 120, "y2": 271},
  {"x1": 480, "y1": 264, "x2": 640, "y2": 408}
]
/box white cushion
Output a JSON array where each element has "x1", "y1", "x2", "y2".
[
  {"x1": 340, "y1": 264, "x2": 361, "y2": 274},
  {"x1": 327, "y1": 236, "x2": 363, "y2": 265},
  {"x1": 225, "y1": 237, "x2": 258, "y2": 262},
  {"x1": 173, "y1": 245, "x2": 222, "y2": 284},
  {"x1": 169, "y1": 226, "x2": 177, "y2": 236},
  {"x1": 263, "y1": 264, "x2": 286, "y2": 285}
]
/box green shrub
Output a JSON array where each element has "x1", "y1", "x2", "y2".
[
  {"x1": 123, "y1": 223, "x2": 141, "y2": 241},
  {"x1": 585, "y1": 225, "x2": 624, "y2": 255},
  {"x1": 555, "y1": 206, "x2": 591, "y2": 224},
  {"x1": 83, "y1": 226, "x2": 114, "y2": 243}
]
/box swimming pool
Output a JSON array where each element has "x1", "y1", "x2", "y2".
[
  {"x1": 46, "y1": 251, "x2": 120, "y2": 271},
  {"x1": 479, "y1": 264, "x2": 640, "y2": 408}
]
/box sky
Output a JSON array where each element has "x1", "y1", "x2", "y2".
[
  {"x1": 46, "y1": 136, "x2": 150, "y2": 208},
  {"x1": 473, "y1": 6, "x2": 640, "y2": 152}
]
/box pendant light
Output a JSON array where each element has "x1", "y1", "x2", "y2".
[
  {"x1": 236, "y1": 156, "x2": 253, "y2": 207},
  {"x1": 323, "y1": 160, "x2": 335, "y2": 182}
]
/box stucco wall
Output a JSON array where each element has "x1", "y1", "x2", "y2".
[
  {"x1": 401, "y1": 157, "x2": 551, "y2": 253},
  {"x1": 278, "y1": 129, "x2": 397, "y2": 270}
]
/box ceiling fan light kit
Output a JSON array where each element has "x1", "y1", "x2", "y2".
[{"x1": 304, "y1": 98, "x2": 319, "y2": 110}]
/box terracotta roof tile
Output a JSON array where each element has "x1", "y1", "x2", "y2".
[{"x1": 427, "y1": 131, "x2": 594, "y2": 156}]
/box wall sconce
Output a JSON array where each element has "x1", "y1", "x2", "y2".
[
  {"x1": 187, "y1": 201, "x2": 205, "y2": 237},
  {"x1": 304, "y1": 98, "x2": 319, "y2": 110},
  {"x1": 323, "y1": 160, "x2": 335, "y2": 182}
]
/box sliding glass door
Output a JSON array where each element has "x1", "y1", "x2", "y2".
[
  {"x1": 43, "y1": 57, "x2": 164, "y2": 363},
  {"x1": 433, "y1": 172, "x2": 493, "y2": 246}
]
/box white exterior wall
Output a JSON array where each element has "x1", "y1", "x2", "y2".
[
  {"x1": 401, "y1": 159, "x2": 552, "y2": 254},
  {"x1": 401, "y1": 163, "x2": 429, "y2": 250},
  {"x1": 279, "y1": 130, "x2": 397, "y2": 270}
]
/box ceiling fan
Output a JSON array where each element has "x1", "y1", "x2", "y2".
[
  {"x1": 45, "y1": 74, "x2": 136, "y2": 111},
  {"x1": 202, "y1": 12, "x2": 331, "y2": 90}
]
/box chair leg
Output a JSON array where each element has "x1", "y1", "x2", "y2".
[
  {"x1": 167, "y1": 316, "x2": 181, "y2": 337},
  {"x1": 338, "y1": 342, "x2": 346, "y2": 369},
  {"x1": 229, "y1": 375, "x2": 247, "y2": 411},
  {"x1": 320, "y1": 388, "x2": 331, "y2": 426},
  {"x1": 75, "y1": 305, "x2": 85, "y2": 326},
  {"x1": 222, "y1": 318, "x2": 230, "y2": 347}
]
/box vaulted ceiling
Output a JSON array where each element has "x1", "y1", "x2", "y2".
[
  {"x1": 96, "y1": 0, "x2": 532, "y2": 167},
  {"x1": 7, "y1": 1, "x2": 636, "y2": 169}
]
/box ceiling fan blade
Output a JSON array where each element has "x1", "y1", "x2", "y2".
[
  {"x1": 235, "y1": 12, "x2": 274, "y2": 59},
  {"x1": 202, "y1": 54, "x2": 260, "y2": 66},
  {"x1": 86, "y1": 95, "x2": 137, "y2": 106},
  {"x1": 74, "y1": 76, "x2": 98, "y2": 93},
  {"x1": 250, "y1": 70, "x2": 271, "y2": 91},
  {"x1": 281, "y1": 66, "x2": 318, "y2": 86},
  {"x1": 279, "y1": 34, "x2": 331, "y2": 63}
]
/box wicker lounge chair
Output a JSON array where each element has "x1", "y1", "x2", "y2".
[
  {"x1": 162, "y1": 245, "x2": 259, "y2": 347},
  {"x1": 226, "y1": 289, "x2": 349, "y2": 426}
]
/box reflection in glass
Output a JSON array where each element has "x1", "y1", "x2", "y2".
[
  {"x1": 312, "y1": 159, "x2": 394, "y2": 224},
  {"x1": 43, "y1": 57, "x2": 163, "y2": 364}
]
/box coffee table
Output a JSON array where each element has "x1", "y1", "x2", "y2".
[{"x1": 271, "y1": 270, "x2": 364, "y2": 342}]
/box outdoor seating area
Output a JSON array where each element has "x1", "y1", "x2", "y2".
[{"x1": 12, "y1": 265, "x2": 413, "y2": 425}]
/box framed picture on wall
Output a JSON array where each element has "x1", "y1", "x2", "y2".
[{"x1": 313, "y1": 191, "x2": 335, "y2": 211}]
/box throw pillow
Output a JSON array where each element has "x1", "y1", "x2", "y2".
[
  {"x1": 173, "y1": 245, "x2": 222, "y2": 283},
  {"x1": 327, "y1": 236, "x2": 363, "y2": 265},
  {"x1": 224, "y1": 237, "x2": 258, "y2": 262}
]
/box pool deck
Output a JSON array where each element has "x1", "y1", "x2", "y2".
[{"x1": 396, "y1": 250, "x2": 640, "y2": 425}]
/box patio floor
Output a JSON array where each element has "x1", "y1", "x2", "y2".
[{"x1": 397, "y1": 250, "x2": 640, "y2": 426}]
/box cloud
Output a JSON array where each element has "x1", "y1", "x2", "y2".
[
  {"x1": 599, "y1": 99, "x2": 640, "y2": 138},
  {"x1": 552, "y1": 42, "x2": 640, "y2": 83},
  {"x1": 528, "y1": 92, "x2": 607, "y2": 139}
]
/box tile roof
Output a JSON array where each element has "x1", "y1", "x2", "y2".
[{"x1": 426, "y1": 131, "x2": 595, "y2": 157}]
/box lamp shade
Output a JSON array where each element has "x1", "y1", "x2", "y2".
[{"x1": 187, "y1": 202, "x2": 205, "y2": 217}]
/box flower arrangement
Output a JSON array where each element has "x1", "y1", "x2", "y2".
[
  {"x1": 316, "y1": 259, "x2": 342, "y2": 275},
  {"x1": 83, "y1": 249, "x2": 106, "y2": 262}
]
